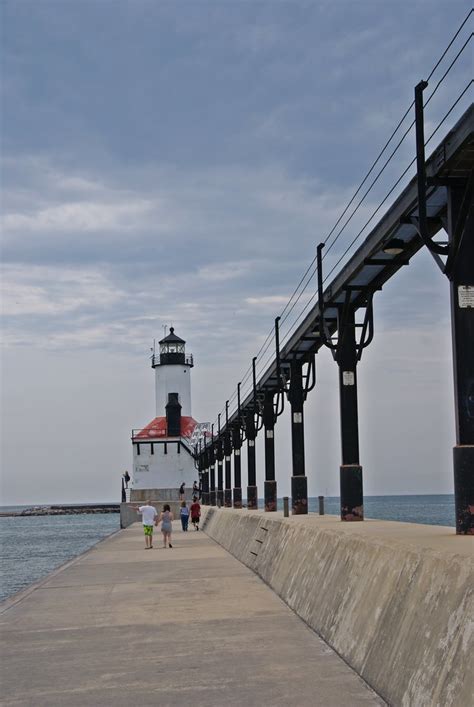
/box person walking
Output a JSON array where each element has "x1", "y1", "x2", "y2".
[
  {"x1": 133, "y1": 500, "x2": 157, "y2": 549},
  {"x1": 180, "y1": 501, "x2": 190, "y2": 532},
  {"x1": 179, "y1": 482, "x2": 185, "y2": 501},
  {"x1": 192, "y1": 480, "x2": 199, "y2": 498},
  {"x1": 157, "y1": 504, "x2": 174, "y2": 548},
  {"x1": 190, "y1": 497, "x2": 201, "y2": 531}
]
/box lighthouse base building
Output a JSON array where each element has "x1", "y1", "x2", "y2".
[
  {"x1": 121, "y1": 329, "x2": 207, "y2": 524},
  {"x1": 131, "y1": 416, "x2": 199, "y2": 500}
]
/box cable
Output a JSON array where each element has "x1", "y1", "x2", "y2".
[
  {"x1": 425, "y1": 32, "x2": 473, "y2": 108},
  {"x1": 326, "y1": 80, "x2": 473, "y2": 283},
  {"x1": 425, "y1": 79, "x2": 473, "y2": 144},
  {"x1": 263, "y1": 103, "x2": 416, "y2": 331},
  {"x1": 272, "y1": 107, "x2": 419, "y2": 335},
  {"x1": 426, "y1": 9, "x2": 472, "y2": 81},
  {"x1": 272, "y1": 13, "x2": 474, "y2": 320},
  {"x1": 224, "y1": 71, "x2": 471, "y2": 425},
  {"x1": 205, "y1": 13, "x2": 474, "y2": 434},
  {"x1": 231, "y1": 16, "x2": 474, "y2": 378},
  {"x1": 237, "y1": 19, "x2": 473, "y2": 375},
  {"x1": 278, "y1": 81, "x2": 473, "y2": 345},
  {"x1": 322, "y1": 33, "x2": 472, "y2": 261},
  {"x1": 257, "y1": 25, "x2": 474, "y2": 345}
]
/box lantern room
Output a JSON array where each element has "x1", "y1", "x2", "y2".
[{"x1": 152, "y1": 327, "x2": 194, "y2": 367}]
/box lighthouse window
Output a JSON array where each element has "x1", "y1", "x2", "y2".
[
  {"x1": 136, "y1": 443, "x2": 140, "y2": 455},
  {"x1": 159, "y1": 342, "x2": 185, "y2": 355}
]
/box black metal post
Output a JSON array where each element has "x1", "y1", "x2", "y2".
[
  {"x1": 263, "y1": 391, "x2": 277, "y2": 511},
  {"x1": 201, "y1": 469, "x2": 209, "y2": 506},
  {"x1": 209, "y1": 463, "x2": 216, "y2": 506},
  {"x1": 289, "y1": 358, "x2": 307, "y2": 514},
  {"x1": 246, "y1": 408, "x2": 258, "y2": 509},
  {"x1": 201, "y1": 451, "x2": 210, "y2": 506},
  {"x1": 448, "y1": 183, "x2": 474, "y2": 534},
  {"x1": 337, "y1": 306, "x2": 363, "y2": 521},
  {"x1": 318, "y1": 242, "x2": 369, "y2": 522},
  {"x1": 216, "y1": 442, "x2": 224, "y2": 508},
  {"x1": 209, "y1": 427, "x2": 216, "y2": 506},
  {"x1": 216, "y1": 415, "x2": 223, "y2": 507},
  {"x1": 232, "y1": 424, "x2": 242, "y2": 508},
  {"x1": 224, "y1": 401, "x2": 232, "y2": 507},
  {"x1": 224, "y1": 432, "x2": 232, "y2": 508},
  {"x1": 415, "y1": 81, "x2": 429, "y2": 247},
  {"x1": 224, "y1": 452, "x2": 232, "y2": 507},
  {"x1": 413, "y1": 83, "x2": 472, "y2": 532},
  {"x1": 203, "y1": 468, "x2": 210, "y2": 505}
]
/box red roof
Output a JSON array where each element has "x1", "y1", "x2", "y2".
[{"x1": 134, "y1": 416, "x2": 198, "y2": 440}]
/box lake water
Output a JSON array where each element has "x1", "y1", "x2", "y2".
[
  {"x1": 0, "y1": 512, "x2": 120, "y2": 602},
  {"x1": 306, "y1": 494, "x2": 455, "y2": 526},
  {"x1": 0, "y1": 494, "x2": 454, "y2": 602}
]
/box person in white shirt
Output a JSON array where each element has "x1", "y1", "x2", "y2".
[{"x1": 133, "y1": 501, "x2": 157, "y2": 549}]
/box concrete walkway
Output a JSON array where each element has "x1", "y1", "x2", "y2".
[{"x1": 0, "y1": 522, "x2": 384, "y2": 706}]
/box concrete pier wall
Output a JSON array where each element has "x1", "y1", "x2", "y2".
[
  {"x1": 201, "y1": 508, "x2": 473, "y2": 707},
  {"x1": 120, "y1": 502, "x2": 140, "y2": 528},
  {"x1": 129, "y1": 487, "x2": 195, "y2": 502}
]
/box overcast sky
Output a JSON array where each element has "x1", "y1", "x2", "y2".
[{"x1": 1, "y1": 0, "x2": 472, "y2": 505}]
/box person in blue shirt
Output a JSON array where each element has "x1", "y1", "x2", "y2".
[{"x1": 180, "y1": 501, "x2": 190, "y2": 532}]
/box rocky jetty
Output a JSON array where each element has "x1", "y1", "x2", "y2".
[{"x1": 0, "y1": 504, "x2": 120, "y2": 517}]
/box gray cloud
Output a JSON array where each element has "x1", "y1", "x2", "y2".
[{"x1": 1, "y1": 0, "x2": 470, "y2": 504}]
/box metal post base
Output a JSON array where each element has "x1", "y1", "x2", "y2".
[
  {"x1": 224, "y1": 489, "x2": 232, "y2": 508},
  {"x1": 454, "y1": 445, "x2": 474, "y2": 535},
  {"x1": 340, "y1": 464, "x2": 364, "y2": 521},
  {"x1": 233, "y1": 487, "x2": 242, "y2": 508},
  {"x1": 291, "y1": 475, "x2": 308, "y2": 514},
  {"x1": 217, "y1": 490, "x2": 224, "y2": 507},
  {"x1": 264, "y1": 480, "x2": 277, "y2": 511},
  {"x1": 209, "y1": 491, "x2": 217, "y2": 507},
  {"x1": 201, "y1": 492, "x2": 209, "y2": 506},
  {"x1": 247, "y1": 486, "x2": 258, "y2": 509}
]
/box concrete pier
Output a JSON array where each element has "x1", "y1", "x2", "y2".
[
  {"x1": 202, "y1": 509, "x2": 474, "y2": 707},
  {"x1": 0, "y1": 522, "x2": 383, "y2": 706}
]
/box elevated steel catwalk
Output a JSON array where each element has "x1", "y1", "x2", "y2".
[{"x1": 225, "y1": 104, "x2": 474, "y2": 427}]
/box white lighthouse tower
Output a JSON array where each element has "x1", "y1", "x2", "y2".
[
  {"x1": 153, "y1": 328, "x2": 192, "y2": 418},
  {"x1": 129, "y1": 328, "x2": 201, "y2": 503}
]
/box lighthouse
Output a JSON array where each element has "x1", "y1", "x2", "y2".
[{"x1": 129, "y1": 328, "x2": 204, "y2": 502}]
